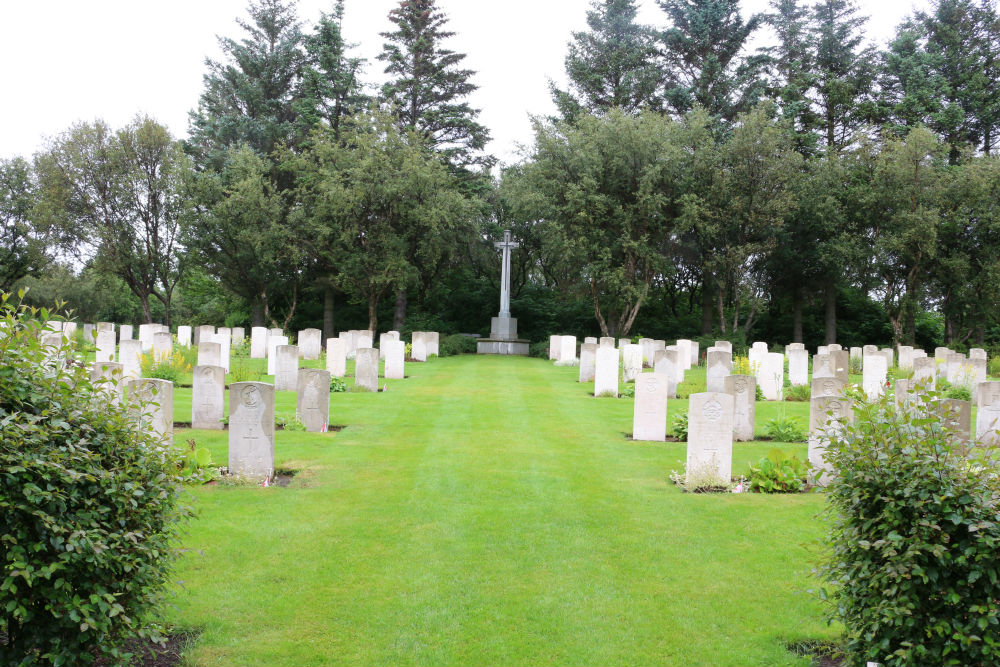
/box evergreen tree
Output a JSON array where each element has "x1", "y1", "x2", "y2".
[
  {"x1": 378, "y1": 0, "x2": 492, "y2": 171},
  {"x1": 550, "y1": 0, "x2": 661, "y2": 121},
  {"x1": 809, "y1": 0, "x2": 877, "y2": 152},
  {"x1": 187, "y1": 0, "x2": 304, "y2": 169},
  {"x1": 766, "y1": 0, "x2": 819, "y2": 153},
  {"x1": 657, "y1": 0, "x2": 768, "y2": 126}
]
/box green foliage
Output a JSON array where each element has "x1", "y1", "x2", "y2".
[
  {"x1": 945, "y1": 384, "x2": 971, "y2": 401},
  {"x1": 848, "y1": 355, "x2": 862, "y2": 375},
  {"x1": 177, "y1": 439, "x2": 218, "y2": 484},
  {"x1": 0, "y1": 293, "x2": 189, "y2": 665},
  {"x1": 990, "y1": 356, "x2": 1000, "y2": 378},
  {"x1": 732, "y1": 355, "x2": 758, "y2": 376},
  {"x1": 530, "y1": 341, "x2": 550, "y2": 359},
  {"x1": 764, "y1": 415, "x2": 806, "y2": 442},
  {"x1": 818, "y1": 389, "x2": 1000, "y2": 666},
  {"x1": 229, "y1": 357, "x2": 262, "y2": 384},
  {"x1": 276, "y1": 414, "x2": 306, "y2": 431},
  {"x1": 670, "y1": 410, "x2": 689, "y2": 441},
  {"x1": 619, "y1": 383, "x2": 636, "y2": 398},
  {"x1": 784, "y1": 384, "x2": 810, "y2": 402},
  {"x1": 755, "y1": 384, "x2": 764, "y2": 401},
  {"x1": 330, "y1": 376, "x2": 347, "y2": 393},
  {"x1": 140, "y1": 350, "x2": 192, "y2": 384},
  {"x1": 438, "y1": 334, "x2": 477, "y2": 357},
  {"x1": 748, "y1": 449, "x2": 810, "y2": 493}
]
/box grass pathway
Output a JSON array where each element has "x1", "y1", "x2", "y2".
[{"x1": 167, "y1": 355, "x2": 833, "y2": 666}]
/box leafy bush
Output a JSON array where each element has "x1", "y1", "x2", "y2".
[
  {"x1": 990, "y1": 356, "x2": 1000, "y2": 378},
  {"x1": 888, "y1": 364, "x2": 913, "y2": 380},
  {"x1": 0, "y1": 293, "x2": 190, "y2": 666},
  {"x1": 818, "y1": 389, "x2": 1000, "y2": 667},
  {"x1": 529, "y1": 340, "x2": 549, "y2": 359},
  {"x1": 670, "y1": 411, "x2": 689, "y2": 441},
  {"x1": 228, "y1": 357, "x2": 262, "y2": 383},
  {"x1": 784, "y1": 384, "x2": 810, "y2": 402},
  {"x1": 748, "y1": 449, "x2": 810, "y2": 493},
  {"x1": 176, "y1": 438, "x2": 218, "y2": 484},
  {"x1": 755, "y1": 384, "x2": 764, "y2": 401},
  {"x1": 275, "y1": 414, "x2": 306, "y2": 431},
  {"x1": 140, "y1": 350, "x2": 191, "y2": 383},
  {"x1": 330, "y1": 376, "x2": 347, "y2": 393},
  {"x1": 945, "y1": 384, "x2": 972, "y2": 401},
  {"x1": 438, "y1": 333, "x2": 477, "y2": 357},
  {"x1": 619, "y1": 383, "x2": 635, "y2": 398},
  {"x1": 764, "y1": 415, "x2": 806, "y2": 442},
  {"x1": 670, "y1": 456, "x2": 730, "y2": 492},
  {"x1": 732, "y1": 355, "x2": 758, "y2": 376},
  {"x1": 848, "y1": 356, "x2": 863, "y2": 375}
]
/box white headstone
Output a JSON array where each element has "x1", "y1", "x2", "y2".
[
  {"x1": 758, "y1": 352, "x2": 784, "y2": 401},
  {"x1": 228, "y1": 382, "x2": 275, "y2": 481},
  {"x1": 384, "y1": 340, "x2": 405, "y2": 380},
  {"x1": 599, "y1": 337, "x2": 615, "y2": 348},
  {"x1": 212, "y1": 331, "x2": 231, "y2": 372},
  {"x1": 326, "y1": 338, "x2": 347, "y2": 377},
  {"x1": 632, "y1": 374, "x2": 668, "y2": 441},
  {"x1": 119, "y1": 324, "x2": 133, "y2": 342},
  {"x1": 706, "y1": 349, "x2": 731, "y2": 393},
  {"x1": 689, "y1": 341, "x2": 700, "y2": 367},
  {"x1": 266, "y1": 336, "x2": 289, "y2": 375},
  {"x1": 297, "y1": 368, "x2": 331, "y2": 432},
  {"x1": 119, "y1": 340, "x2": 143, "y2": 380},
  {"x1": 274, "y1": 345, "x2": 300, "y2": 392},
  {"x1": 558, "y1": 335, "x2": 577, "y2": 363},
  {"x1": 90, "y1": 361, "x2": 123, "y2": 405},
  {"x1": 676, "y1": 339, "x2": 693, "y2": 371},
  {"x1": 411, "y1": 332, "x2": 428, "y2": 362},
  {"x1": 298, "y1": 328, "x2": 323, "y2": 361},
  {"x1": 714, "y1": 340, "x2": 733, "y2": 353},
  {"x1": 912, "y1": 356, "x2": 936, "y2": 390},
  {"x1": 724, "y1": 375, "x2": 755, "y2": 442},
  {"x1": 594, "y1": 346, "x2": 619, "y2": 397},
  {"x1": 425, "y1": 331, "x2": 439, "y2": 357},
  {"x1": 809, "y1": 391, "x2": 851, "y2": 485},
  {"x1": 96, "y1": 330, "x2": 116, "y2": 363},
  {"x1": 686, "y1": 393, "x2": 735, "y2": 484},
  {"x1": 622, "y1": 344, "x2": 643, "y2": 382},
  {"x1": 196, "y1": 325, "x2": 215, "y2": 347},
  {"x1": 788, "y1": 348, "x2": 809, "y2": 386},
  {"x1": 355, "y1": 348, "x2": 379, "y2": 392},
  {"x1": 548, "y1": 335, "x2": 560, "y2": 360},
  {"x1": 897, "y1": 345, "x2": 913, "y2": 370},
  {"x1": 177, "y1": 326, "x2": 191, "y2": 347},
  {"x1": 250, "y1": 327, "x2": 268, "y2": 359},
  {"x1": 976, "y1": 381, "x2": 1000, "y2": 446},
  {"x1": 232, "y1": 327, "x2": 245, "y2": 346},
  {"x1": 152, "y1": 332, "x2": 172, "y2": 364},
  {"x1": 579, "y1": 343, "x2": 597, "y2": 383},
  {"x1": 128, "y1": 378, "x2": 173, "y2": 444},
  {"x1": 192, "y1": 365, "x2": 226, "y2": 430},
  {"x1": 862, "y1": 354, "x2": 888, "y2": 400},
  {"x1": 812, "y1": 353, "x2": 834, "y2": 379},
  {"x1": 197, "y1": 341, "x2": 221, "y2": 368}
]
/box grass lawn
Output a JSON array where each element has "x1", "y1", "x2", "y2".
[{"x1": 163, "y1": 355, "x2": 836, "y2": 666}]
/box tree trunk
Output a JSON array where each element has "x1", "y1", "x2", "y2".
[
  {"x1": 717, "y1": 287, "x2": 727, "y2": 335},
  {"x1": 393, "y1": 288, "x2": 407, "y2": 331},
  {"x1": 700, "y1": 275, "x2": 714, "y2": 336},
  {"x1": 792, "y1": 286, "x2": 803, "y2": 343},
  {"x1": 977, "y1": 324, "x2": 986, "y2": 346},
  {"x1": 140, "y1": 293, "x2": 152, "y2": 324},
  {"x1": 252, "y1": 301, "x2": 264, "y2": 327},
  {"x1": 824, "y1": 283, "x2": 836, "y2": 345},
  {"x1": 323, "y1": 285, "x2": 335, "y2": 341},
  {"x1": 368, "y1": 296, "x2": 378, "y2": 333}
]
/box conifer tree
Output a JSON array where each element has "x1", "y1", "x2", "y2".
[
  {"x1": 550, "y1": 0, "x2": 661, "y2": 121},
  {"x1": 766, "y1": 0, "x2": 818, "y2": 153}
]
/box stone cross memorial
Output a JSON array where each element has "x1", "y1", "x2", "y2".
[{"x1": 477, "y1": 230, "x2": 530, "y2": 355}]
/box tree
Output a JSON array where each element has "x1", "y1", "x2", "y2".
[
  {"x1": 550, "y1": 0, "x2": 661, "y2": 121},
  {"x1": 187, "y1": 0, "x2": 304, "y2": 169},
  {"x1": 766, "y1": 0, "x2": 819, "y2": 153},
  {"x1": 657, "y1": 0, "x2": 768, "y2": 125},
  {"x1": 288, "y1": 111, "x2": 473, "y2": 332},
  {"x1": 0, "y1": 158, "x2": 55, "y2": 291},
  {"x1": 509, "y1": 110, "x2": 682, "y2": 336},
  {"x1": 378, "y1": 0, "x2": 492, "y2": 329},
  {"x1": 36, "y1": 117, "x2": 190, "y2": 325}
]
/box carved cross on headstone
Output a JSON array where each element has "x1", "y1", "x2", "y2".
[{"x1": 494, "y1": 230, "x2": 519, "y2": 318}]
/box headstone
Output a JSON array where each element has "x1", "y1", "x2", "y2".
[
  {"x1": 912, "y1": 357, "x2": 936, "y2": 391},
  {"x1": 829, "y1": 350, "x2": 848, "y2": 384},
  {"x1": 759, "y1": 352, "x2": 784, "y2": 401},
  {"x1": 594, "y1": 346, "x2": 619, "y2": 397},
  {"x1": 676, "y1": 339, "x2": 692, "y2": 371},
  {"x1": 119, "y1": 339, "x2": 143, "y2": 380},
  {"x1": 96, "y1": 330, "x2": 116, "y2": 363},
  {"x1": 947, "y1": 353, "x2": 968, "y2": 385},
  {"x1": 326, "y1": 338, "x2": 347, "y2": 377},
  {"x1": 639, "y1": 338, "x2": 654, "y2": 365},
  {"x1": 192, "y1": 365, "x2": 226, "y2": 430},
  {"x1": 356, "y1": 330, "x2": 375, "y2": 353},
  {"x1": 97, "y1": 322, "x2": 114, "y2": 333},
  {"x1": 558, "y1": 335, "x2": 577, "y2": 363},
  {"x1": 274, "y1": 345, "x2": 300, "y2": 392},
  {"x1": 599, "y1": 337, "x2": 615, "y2": 348},
  {"x1": 152, "y1": 332, "x2": 172, "y2": 363},
  {"x1": 817, "y1": 345, "x2": 829, "y2": 356},
  {"x1": 809, "y1": 393, "x2": 852, "y2": 485},
  {"x1": 297, "y1": 368, "x2": 331, "y2": 432},
  {"x1": 128, "y1": 378, "x2": 173, "y2": 445},
  {"x1": 266, "y1": 336, "x2": 288, "y2": 375},
  {"x1": 211, "y1": 331, "x2": 231, "y2": 372},
  {"x1": 343, "y1": 330, "x2": 357, "y2": 360},
  {"x1": 622, "y1": 344, "x2": 643, "y2": 382},
  {"x1": 269, "y1": 327, "x2": 283, "y2": 339},
  {"x1": 298, "y1": 328, "x2": 322, "y2": 360},
  {"x1": 724, "y1": 375, "x2": 755, "y2": 442},
  {"x1": 788, "y1": 348, "x2": 809, "y2": 386},
  {"x1": 970, "y1": 348, "x2": 987, "y2": 361},
  {"x1": 355, "y1": 348, "x2": 379, "y2": 392},
  {"x1": 379, "y1": 332, "x2": 395, "y2": 360},
  {"x1": 232, "y1": 327, "x2": 245, "y2": 346},
  {"x1": 384, "y1": 340, "x2": 405, "y2": 380},
  {"x1": 548, "y1": 335, "x2": 560, "y2": 360},
  {"x1": 632, "y1": 374, "x2": 668, "y2": 441},
  {"x1": 706, "y1": 349, "x2": 731, "y2": 393},
  {"x1": 913, "y1": 349, "x2": 927, "y2": 359},
  {"x1": 579, "y1": 343, "x2": 597, "y2": 383},
  {"x1": 177, "y1": 325, "x2": 192, "y2": 347},
  {"x1": 969, "y1": 358, "x2": 987, "y2": 388},
  {"x1": 119, "y1": 324, "x2": 133, "y2": 342},
  {"x1": 862, "y1": 354, "x2": 888, "y2": 400},
  {"x1": 250, "y1": 327, "x2": 268, "y2": 358},
  {"x1": 862, "y1": 344, "x2": 878, "y2": 357},
  {"x1": 811, "y1": 376, "x2": 845, "y2": 398},
  {"x1": 90, "y1": 361, "x2": 123, "y2": 405},
  {"x1": 849, "y1": 346, "x2": 862, "y2": 363},
  {"x1": 196, "y1": 325, "x2": 215, "y2": 348},
  {"x1": 689, "y1": 341, "x2": 700, "y2": 367},
  {"x1": 62, "y1": 321, "x2": 78, "y2": 340},
  {"x1": 584, "y1": 337, "x2": 598, "y2": 345},
  {"x1": 827, "y1": 343, "x2": 842, "y2": 352},
  {"x1": 748, "y1": 342, "x2": 768, "y2": 375},
  {"x1": 976, "y1": 381, "x2": 1000, "y2": 446},
  {"x1": 895, "y1": 378, "x2": 910, "y2": 408},
  {"x1": 813, "y1": 353, "x2": 834, "y2": 380},
  {"x1": 197, "y1": 341, "x2": 221, "y2": 368},
  {"x1": 411, "y1": 332, "x2": 428, "y2": 362},
  {"x1": 786, "y1": 342, "x2": 804, "y2": 351},
  {"x1": 938, "y1": 398, "x2": 972, "y2": 442},
  {"x1": 880, "y1": 348, "x2": 894, "y2": 371},
  {"x1": 228, "y1": 382, "x2": 275, "y2": 481},
  {"x1": 686, "y1": 393, "x2": 735, "y2": 484},
  {"x1": 714, "y1": 341, "x2": 733, "y2": 353},
  {"x1": 897, "y1": 345, "x2": 914, "y2": 370},
  {"x1": 656, "y1": 348, "x2": 683, "y2": 387},
  {"x1": 425, "y1": 332, "x2": 440, "y2": 357},
  {"x1": 935, "y1": 347, "x2": 951, "y2": 379},
  {"x1": 83, "y1": 323, "x2": 95, "y2": 343}
]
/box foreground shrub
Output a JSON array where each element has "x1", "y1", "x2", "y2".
[
  {"x1": 784, "y1": 384, "x2": 810, "y2": 402},
  {"x1": 0, "y1": 293, "x2": 190, "y2": 666},
  {"x1": 817, "y1": 390, "x2": 1000, "y2": 667},
  {"x1": 438, "y1": 334, "x2": 477, "y2": 357},
  {"x1": 748, "y1": 449, "x2": 810, "y2": 493},
  {"x1": 529, "y1": 340, "x2": 549, "y2": 359},
  {"x1": 764, "y1": 415, "x2": 806, "y2": 442}
]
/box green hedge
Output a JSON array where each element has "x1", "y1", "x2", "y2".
[
  {"x1": 438, "y1": 334, "x2": 477, "y2": 357},
  {"x1": 0, "y1": 294, "x2": 190, "y2": 666}
]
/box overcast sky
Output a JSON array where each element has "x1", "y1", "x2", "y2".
[{"x1": 0, "y1": 0, "x2": 929, "y2": 165}]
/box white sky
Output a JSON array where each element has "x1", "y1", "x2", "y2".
[{"x1": 0, "y1": 0, "x2": 929, "y2": 166}]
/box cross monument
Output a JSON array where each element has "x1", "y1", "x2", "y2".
[
  {"x1": 476, "y1": 229, "x2": 530, "y2": 355},
  {"x1": 495, "y1": 229, "x2": 519, "y2": 318}
]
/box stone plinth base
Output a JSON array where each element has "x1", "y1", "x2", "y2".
[{"x1": 477, "y1": 338, "x2": 530, "y2": 356}]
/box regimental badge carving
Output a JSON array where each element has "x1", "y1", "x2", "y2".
[
  {"x1": 645, "y1": 378, "x2": 659, "y2": 393},
  {"x1": 241, "y1": 384, "x2": 261, "y2": 409},
  {"x1": 703, "y1": 400, "x2": 723, "y2": 422},
  {"x1": 823, "y1": 379, "x2": 838, "y2": 395},
  {"x1": 733, "y1": 378, "x2": 747, "y2": 394}
]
